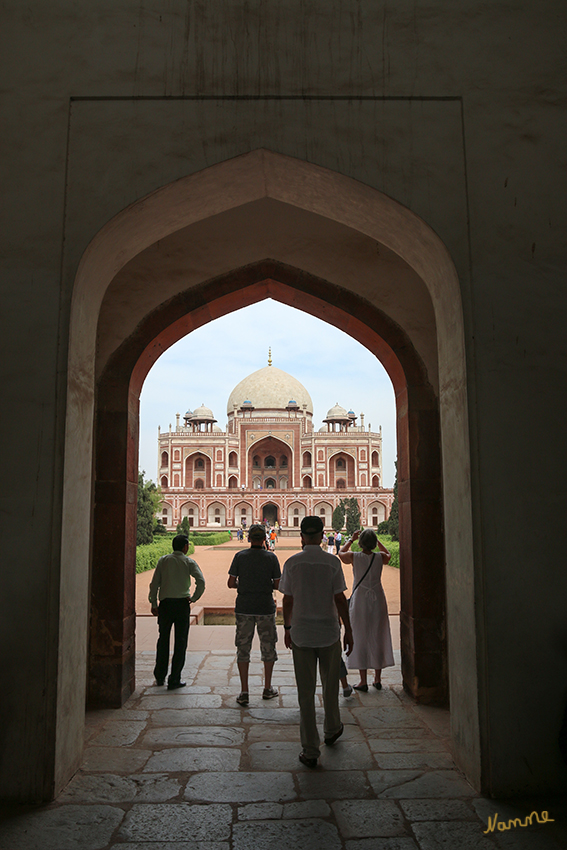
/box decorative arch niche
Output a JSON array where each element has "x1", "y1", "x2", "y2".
[{"x1": 61, "y1": 150, "x2": 477, "y2": 793}]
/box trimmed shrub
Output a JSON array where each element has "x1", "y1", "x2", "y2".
[{"x1": 188, "y1": 531, "x2": 231, "y2": 546}]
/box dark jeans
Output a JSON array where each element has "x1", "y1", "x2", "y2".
[{"x1": 154, "y1": 597, "x2": 191, "y2": 685}]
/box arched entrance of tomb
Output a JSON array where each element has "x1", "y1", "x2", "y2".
[
  {"x1": 313, "y1": 501, "x2": 333, "y2": 528},
  {"x1": 184, "y1": 451, "x2": 211, "y2": 488},
  {"x1": 61, "y1": 150, "x2": 478, "y2": 794},
  {"x1": 180, "y1": 501, "x2": 199, "y2": 529},
  {"x1": 262, "y1": 502, "x2": 278, "y2": 526},
  {"x1": 207, "y1": 502, "x2": 226, "y2": 526},
  {"x1": 234, "y1": 501, "x2": 253, "y2": 527},
  {"x1": 247, "y1": 436, "x2": 292, "y2": 489},
  {"x1": 367, "y1": 500, "x2": 388, "y2": 527},
  {"x1": 288, "y1": 501, "x2": 307, "y2": 528},
  {"x1": 329, "y1": 451, "x2": 355, "y2": 488}
]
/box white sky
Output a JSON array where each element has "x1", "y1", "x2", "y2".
[{"x1": 139, "y1": 299, "x2": 397, "y2": 487}]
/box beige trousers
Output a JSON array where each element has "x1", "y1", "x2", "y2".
[{"x1": 291, "y1": 639, "x2": 342, "y2": 759}]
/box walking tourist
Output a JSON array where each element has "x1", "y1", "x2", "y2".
[
  {"x1": 227, "y1": 524, "x2": 281, "y2": 705},
  {"x1": 149, "y1": 534, "x2": 205, "y2": 690},
  {"x1": 279, "y1": 515, "x2": 353, "y2": 767},
  {"x1": 327, "y1": 531, "x2": 335, "y2": 554},
  {"x1": 335, "y1": 530, "x2": 342, "y2": 554},
  {"x1": 338, "y1": 529, "x2": 394, "y2": 690}
]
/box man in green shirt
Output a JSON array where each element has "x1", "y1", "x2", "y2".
[{"x1": 149, "y1": 534, "x2": 205, "y2": 690}]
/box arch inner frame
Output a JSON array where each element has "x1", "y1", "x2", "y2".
[{"x1": 91, "y1": 265, "x2": 446, "y2": 715}]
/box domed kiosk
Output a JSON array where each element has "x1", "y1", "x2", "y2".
[{"x1": 158, "y1": 355, "x2": 392, "y2": 531}]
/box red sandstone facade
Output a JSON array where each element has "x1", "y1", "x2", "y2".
[{"x1": 158, "y1": 362, "x2": 393, "y2": 530}]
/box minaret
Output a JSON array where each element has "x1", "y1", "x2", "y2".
[{"x1": 268, "y1": 347, "x2": 272, "y2": 366}]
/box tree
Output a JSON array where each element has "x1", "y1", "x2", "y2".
[
  {"x1": 176, "y1": 516, "x2": 191, "y2": 536},
  {"x1": 388, "y1": 462, "x2": 399, "y2": 541},
  {"x1": 341, "y1": 496, "x2": 361, "y2": 537},
  {"x1": 332, "y1": 503, "x2": 345, "y2": 532},
  {"x1": 137, "y1": 471, "x2": 161, "y2": 546}
]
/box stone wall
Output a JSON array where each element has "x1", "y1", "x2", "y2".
[{"x1": 1, "y1": 1, "x2": 566, "y2": 801}]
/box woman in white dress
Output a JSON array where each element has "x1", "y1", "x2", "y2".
[{"x1": 339, "y1": 529, "x2": 394, "y2": 691}]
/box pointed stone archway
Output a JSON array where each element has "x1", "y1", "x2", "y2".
[
  {"x1": 61, "y1": 150, "x2": 477, "y2": 796},
  {"x1": 261, "y1": 503, "x2": 279, "y2": 526}
]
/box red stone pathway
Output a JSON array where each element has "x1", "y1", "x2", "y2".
[
  {"x1": 136, "y1": 537, "x2": 401, "y2": 615},
  {"x1": 136, "y1": 538, "x2": 401, "y2": 651}
]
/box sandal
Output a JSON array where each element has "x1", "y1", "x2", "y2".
[
  {"x1": 236, "y1": 692, "x2": 249, "y2": 705},
  {"x1": 262, "y1": 687, "x2": 279, "y2": 700}
]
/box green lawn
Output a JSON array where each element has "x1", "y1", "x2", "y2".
[{"x1": 136, "y1": 530, "x2": 230, "y2": 573}]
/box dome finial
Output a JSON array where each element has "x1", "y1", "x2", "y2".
[{"x1": 268, "y1": 347, "x2": 272, "y2": 366}]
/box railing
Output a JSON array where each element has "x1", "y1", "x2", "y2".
[{"x1": 161, "y1": 485, "x2": 392, "y2": 494}]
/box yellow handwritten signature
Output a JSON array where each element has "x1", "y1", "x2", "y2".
[{"x1": 484, "y1": 810, "x2": 554, "y2": 833}]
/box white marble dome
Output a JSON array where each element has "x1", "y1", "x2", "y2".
[
  {"x1": 192, "y1": 404, "x2": 215, "y2": 420},
  {"x1": 325, "y1": 402, "x2": 349, "y2": 420},
  {"x1": 227, "y1": 366, "x2": 313, "y2": 415}
]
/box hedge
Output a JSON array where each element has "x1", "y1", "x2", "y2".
[
  {"x1": 188, "y1": 531, "x2": 231, "y2": 546},
  {"x1": 135, "y1": 530, "x2": 231, "y2": 573},
  {"x1": 136, "y1": 537, "x2": 195, "y2": 574}
]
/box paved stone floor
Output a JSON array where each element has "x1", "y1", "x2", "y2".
[{"x1": 1, "y1": 641, "x2": 566, "y2": 849}]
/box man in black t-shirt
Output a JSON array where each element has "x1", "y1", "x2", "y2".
[{"x1": 228, "y1": 524, "x2": 281, "y2": 706}]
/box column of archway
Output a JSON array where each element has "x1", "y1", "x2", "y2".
[
  {"x1": 88, "y1": 374, "x2": 139, "y2": 707},
  {"x1": 397, "y1": 383, "x2": 445, "y2": 701},
  {"x1": 89, "y1": 265, "x2": 447, "y2": 706}
]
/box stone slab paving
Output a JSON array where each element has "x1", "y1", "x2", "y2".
[{"x1": 1, "y1": 647, "x2": 566, "y2": 850}]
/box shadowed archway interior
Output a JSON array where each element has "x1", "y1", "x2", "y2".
[
  {"x1": 60, "y1": 150, "x2": 476, "y2": 797},
  {"x1": 90, "y1": 264, "x2": 445, "y2": 712}
]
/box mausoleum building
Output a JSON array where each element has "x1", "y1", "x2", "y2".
[{"x1": 158, "y1": 358, "x2": 393, "y2": 530}]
